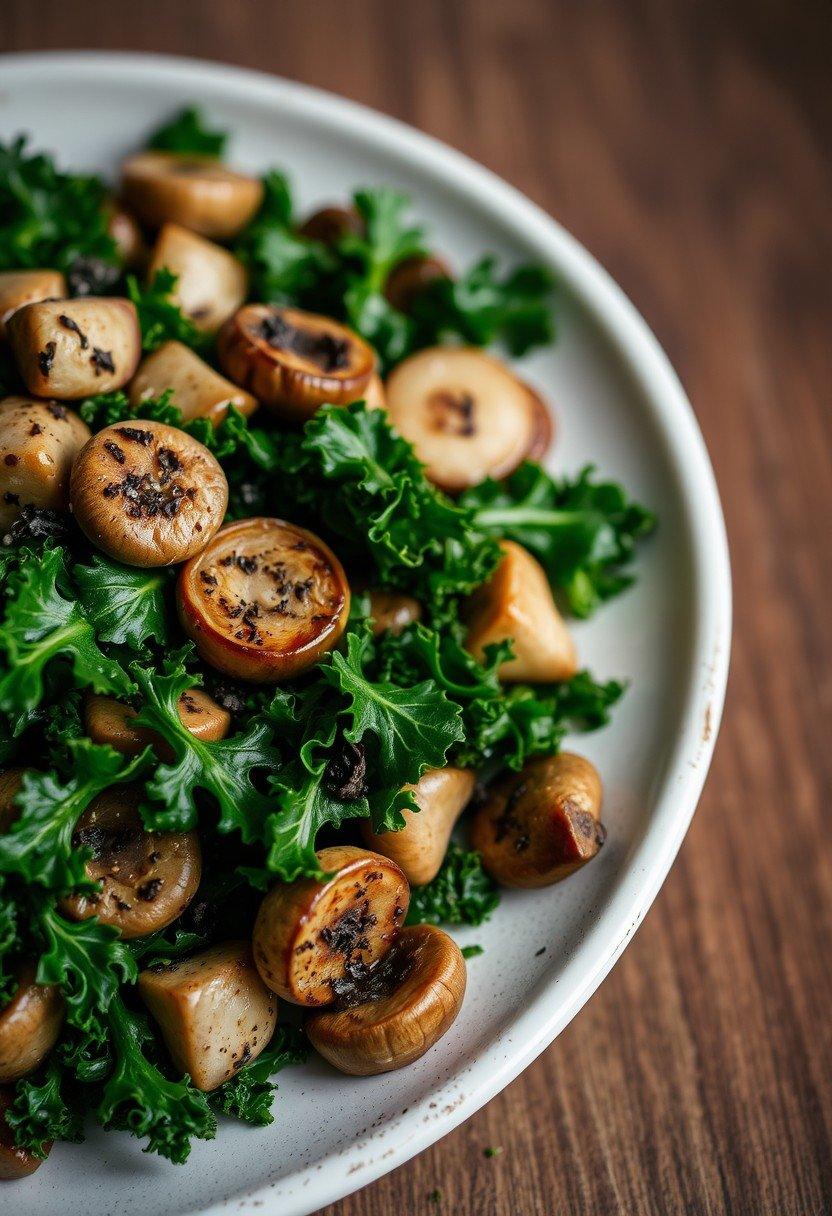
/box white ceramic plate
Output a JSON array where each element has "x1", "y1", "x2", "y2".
[{"x1": 0, "y1": 52, "x2": 730, "y2": 1216}]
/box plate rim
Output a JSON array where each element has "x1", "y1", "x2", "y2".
[{"x1": 0, "y1": 50, "x2": 732, "y2": 1216}]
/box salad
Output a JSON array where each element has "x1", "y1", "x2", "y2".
[{"x1": 0, "y1": 106, "x2": 654, "y2": 1176}]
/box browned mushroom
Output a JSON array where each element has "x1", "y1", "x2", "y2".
[
  {"x1": 217, "y1": 304, "x2": 376, "y2": 423},
  {"x1": 84, "y1": 688, "x2": 231, "y2": 759},
  {"x1": 470, "y1": 752, "x2": 604, "y2": 887},
  {"x1": 252, "y1": 846, "x2": 409, "y2": 1006},
  {"x1": 0, "y1": 963, "x2": 64, "y2": 1084},
  {"x1": 384, "y1": 254, "x2": 451, "y2": 314},
  {"x1": 69, "y1": 419, "x2": 228, "y2": 567},
  {"x1": 524, "y1": 381, "x2": 555, "y2": 462},
  {"x1": 7, "y1": 298, "x2": 141, "y2": 400},
  {"x1": 147, "y1": 223, "x2": 247, "y2": 333},
  {"x1": 177, "y1": 517, "x2": 350, "y2": 681},
  {"x1": 138, "y1": 941, "x2": 277, "y2": 1091},
  {"x1": 305, "y1": 924, "x2": 466, "y2": 1075},
  {"x1": 0, "y1": 1088, "x2": 48, "y2": 1181},
  {"x1": 298, "y1": 205, "x2": 364, "y2": 245},
  {"x1": 105, "y1": 203, "x2": 147, "y2": 270},
  {"x1": 361, "y1": 767, "x2": 475, "y2": 885},
  {"x1": 367, "y1": 589, "x2": 422, "y2": 638},
  {"x1": 128, "y1": 340, "x2": 258, "y2": 426},
  {"x1": 0, "y1": 270, "x2": 66, "y2": 340},
  {"x1": 0, "y1": 397, "x2": 91, "y2": 531},
  {"x1": 122, "y1": 152, "x2": 263, "y2": 240},
  {"x1": 58, "y1": 784, "x2": 201, "y2": 938},
  {"x1": 385, "y1": 347, "x2": 547, "y2": 492},
  {"x1": 465, "y1": 540, "x2": 578, "y2": 682}
]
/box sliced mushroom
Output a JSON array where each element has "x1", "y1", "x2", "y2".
[
  {"x1": 465, "y1": 540, "x2": 578, "y2": 683},
  {"x1": 58, "y1": 784, "x2": 201, "y2": 937},
  {"x1": 0, "y1": 397, "x2": 91, "y2": 530},
  {"x1": 85, "y1": 688, "x2": 230, "y2": 759},
  {"x1": 470, "y1": 752, "x2": 604, "y2": 887},
  {"x1": 0, "y1": 270, "x2": 66, "y2": 340},
  {"x1": 253, "y1": 846, "x2": 409, "y2": 1007},
  {"x1": 147, "y1": 223, "x2": 247, "y2": 333},
  {"x1": 105, "y1": 203, "x2": 147, "y2": 270},
  {"x1": 217, "y1": 304, "x2": 376, "y2": 422},
  {"x1": 122, "y1": 152, "x2": 263, "y2": 240},
  {"x1": 298, "y1": 205, "x2": 364, "y2": 245},
  {"x1": 128, "y1": 340, "x2": 258, "y2": 426},
  {"x1": 69, "y1": 419, "x2": 228, "y2": 567},
  {"x1": 177, "y1": 517, "x2": 350, "y2": 681},
  {"x1": 384, "y1": 253, "x2": 451, "y2": 314},
  {"x1": 385, "y1": 347, "x2": 546, "y2": 492},
  {"x1": 0, "y1": 1087, "x2": 48, "y2": 1180},
  {"x1": 0, "y1": 963, "x2": 64, "y2": 1085},
  {"x1": 361, "y1": 767, "x2": 476, "y2": 885},
  {"x1": 305, "y1": 924, "x2": 466, "y2": 1075},
  {"x1": 138, "y1": 941, "x2": 277, "y2": 1091},
  {"x1": 7, "y1": 298, "x2": 141, "y2": 400},
  {"x1": 367, "y1": 589, "x2": 422, "y2": 638}
]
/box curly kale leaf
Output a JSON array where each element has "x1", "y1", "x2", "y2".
[
  {"x1": 74, "y1": 554, "x2": 171, "y2": 652},
  {"x1": 235, "y1": 171, "x2": 334, "y2": 304},
  {"x1": 8, "y1": 1057, "x2": 84, "y2": 1158},
  {"x1": 36, "y1": 904, "x2": 137, "y2": 1035},
  {"x1": 0, "y1": 876, "x2": 21, "y2": 1004},
  {"x1": 127, "y1": 269, "x2": 207, "y2": 353},
  {"x1": 209, "y1": 1024, "x2": 307, "y2": 1126},
  {"x1": 406, "y1": 845, "x2": 499, "y2": 927},
  {"x1": 146, "y1": 107, "x2": 228, "y2": 157}
]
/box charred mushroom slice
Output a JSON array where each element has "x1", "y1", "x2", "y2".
[
  {"x1": 128, "y1": 340, "x2": 258, "y2": 426},
  {"x1": 361, "y1": 767, "x2": 475, "y2": 886},
  {"x1": 305, "y1": 924, "x2": 466, "y2": 1075},
  {"x1": 298, "y1": 205, "x2": 364, "y2": 245},
  {"x1": 122, "y1": 152, "x2": 263, "y2": 241},
  {"x1": 138, "y1": 941, "x2": 277, "y2": 1091},
  {"x1": 367, "y1": 589, "x2": 422, "y2": 638},
  {"x1": 7, "y1": 298, "x2": 141, "y2": 400},
  {"x1": 70, "y1": 419, "x2": 228, "y2": 567},
  {"x1": 0, "y1": 269, "x2": 66, "y2": 340},
  {"x1": 385, "y1": 347, "x2": 545, "y2": 492},
  {"x1": 0, "y1": 1088, "x2": 48, "y2": 1181},
  {"x1": 471, "y1": 752, "x2": 604, "y2": 888},
  {"x1": 177, "y1": 517, "x2": 350, "y2": 682},
  {"x1": 0, "y1": 963, "x2": 64, "y2": 1084},
  {"x1": 217, "y1": 304, "x2": 376, "y2": 422},
  {"x1": 59, "y1": 785, "x2": 201, "y2": 938},
  {"x1": 85, "y1": 688, "x2": 231, "y2": 759},
  {"x1": 252, "y1": 846, "x2": 409, "y2": 1006},
  {"x1": 0, "y1": 396, "x2": 91, "y2": 531},
  {"x1": 384, "y1": 253, "x2": 451, "y2": 314},
  {"x1": 465, "y1": 540, "x2": 577, "y2": 683},
  {"x1": 147, "y1": 223, "x2": 247, "y2": 333}
]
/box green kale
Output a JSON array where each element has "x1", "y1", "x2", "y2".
[
  {"x1": 74, "y1": 554, "x2": 171, "y2": 652},
  {"x1": 209, "y1": 1024, "x2": 307, "y2": 1126},
  {"x1": 406, "y1": 845, "x2": 499, "y2": 927},
  {"x1": 235, "y1": 171, "x2": 334, "y2": 304},
  {"x1": 7, "y1": 1057, "x2": 84, "y2": 1157},
  {"x1": 461, "y1": 944, "x2": 484, "y2": 959},
  {"x1": 146, "y1": 107, "x2": 228, "y2": 157},
  {"x1": 0, "y1": 876, "x2": 21, "y2": 1004},
  {"x1": 36, "y1": 904, "x2": 137, "y2": 1034},
  {"x1": 127, "y1": 269, "x2": 207, "y2": 353}
]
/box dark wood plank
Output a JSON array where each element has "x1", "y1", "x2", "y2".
[{"x1": 3, "y1": 2, "x2": 831, "y2": 1212}]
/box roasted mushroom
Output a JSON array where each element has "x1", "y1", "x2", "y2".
[
  {"x1": 305, "y1": 924, "x2": 466, "y2": 1075},
  {"x1": 298, "y1": 205, "x2": 364, "y2": 245},
  {"x1": 105, "y1": 203, "x2": 147, "y2": 270},
  {"x1": 128, "y1": 340, "x2": 258, "y2": 426},
  {"x1": 0, "y1": 1088, "x2": 47, "y2": 1181},
  {"x1": 147, "y1": 223, "x2": 247, "y2": 333},
  {"x1": 7, "y1": 297, "x2": 141, "y2": 400},
  {"x1": 253, "y1": 846, "x2": 409, "y2": 1006},
  {"x1": 367, "y1": 589, "x2": 422, "y2": 638},
  {"x1": 361, "y1": 767, "x2": 475, "y2": 885},
  {"x1": 69, "y1": 419, "x2": 228, "y2": 567},
  {"x1": 217, "y1": 304, "x2": 376, "y2": 422},
  {"x1": 0, "y1": 963, "x2": 64, "y2": 1084},
  {"x1": 0, "y1": 396, "x2": 91, "y2": 531},
  {"x1": 470, "y1": 752, "x2": 604, "y2": 887},
  {"x1": 385, "y1": 346, "x2": 549, "y2": 492},
  {"x1": 177, "y1": 517, "x2": 350, "y2": 681},
  {"x1": 0, "y1": 269, "x2": 66, "y2": 340},
  {"x1": 138, "y1": 941, "x2": 277, "y2": 1091},
  {"x1": 85, "y1": 688, "x2": 231, "y2": 759},
  {"x1": 384, "y1": 253, "x2": 451, "y2": 314},
  {"x1": 122, "y1": 152, "x2": 263, "y2": 240},
  {"x1": 465, "y1": 540, "x2": 578, "y2": 683},
  {"x1": 58, "y1": 784, "x2": 201, "y2": 938}
]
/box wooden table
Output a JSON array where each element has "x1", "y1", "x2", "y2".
[{"x1": 4, "y1": 1, "x2": 831, "y2": 1211}]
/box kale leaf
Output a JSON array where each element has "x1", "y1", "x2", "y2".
[
  {"x1": 235, "y1": 171, "x2": 334, "y2": 304},
  {"x1": 127, "y1": 269, "x2": 207, "y2": 353},
  {"x1": 209, "y1": 1024, "x2": 307, "y2": 1126},
  {"x1": 406, "y1": 845, "x2": 500, "y2": 927},
  {"x1": 74, "y1": 554, "x2": 171, "y2": 652},
  {"x1": 36, "y1": 904, "x2": 138, "y2": 1034},
  {"x1": 146, "y1": 107, "x2": 228, "y2": 157},
  {"x1": 7, "y1": 1057, "x2": 84, "y2": 1157}
]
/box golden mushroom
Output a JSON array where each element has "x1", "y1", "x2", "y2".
[
  {"x1": 122, "y1": 152, "x2": 263, "y2": 240},
  {"x1": 298, "y1": 205, "x2": 364, "y2": 245},
  {"x1": 105, "y1": 203, "x2": 147, "y2": 270},
  {"x1": 384, "y1": 253, "x2": 451, "y2": 314},
  {"x1": 0, "y1": 397, "x2": 91, "y2": 531},
  {"x1": 147, "y1": 223, "x2": 247, "y2": 334},
  {"x1": 84, "y1": 687, "x2": 231, "y2": 759},
  {"x1": 366, "y1": 589, "x2": 422, "y2": 638},
  {"x1": 128, "y1": 340, "x2": 258, "y2": 427},
  {"x1": 0, "y1": 963, "x2": 64, "y2": 1084},
  {"x1": 361, "y1": 767, "x2": 476, "y2": 885},
  {"x1": 0, "y1": 269, "x2": 66, "y2": 340}
]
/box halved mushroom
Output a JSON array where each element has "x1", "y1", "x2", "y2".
[
  {"x1": 367, "y1": 589, "x2": 422, "y2": 638},
  {"x1": 147, "y1": 223, "x2": 247, "y2": 333},
  {"x1": 70, "y1": 419, "x2": 228, "y2": 567},
  {"x1": 385, "y1": 347, "x2": 548, "y2": 492},
  {"x1": 465, "y1": 540, "x2": 578, "y2": 683},
  {"x1": 58, "y1": 784, "x2": 201, "y2": 938},
  {"x1": 0, "y1": 963, "x2": 64, "y2": 1085},
  {"x1": 361, "y1": 767, "x2": 476, "y2": 885},
  {"x1": 0, "y1": 1088, "x2": 48, "y2": 1181},
  {"x1": 128, "y1": 340, "x2": 258, "y2": 426},
  {"x1": 105, "y1": 203, "x2": 147, "y2": 270},
  {"x1": 253, "y1": 846, "x2": 409, "y2": 1007},
  {"x1": 122, "y1": 152, "x2": 263, "y2": 240},
  {"x1": 470, "y1": 752, "x2": 604, "y2": 887},
  {"x1": 298, "y1": 205, "x2": 364, "y2": 245},
  {"x1": 177, "y1": 517, "x2": 350, "y2": 681},
  {"x1": 85, "y1": 688, "x2": 231, "y2": 759},
  {"x1": 138, "y1": 941, "x2": 277, "y2": 1091},
  {"x1": 0, "y1": 270, "x2": 66, "y2": 340},
  {"x1": 7, "y1": 298, "x2": 141, "y2": 400},
  {"x1": 305, "y1": 924, "x2": 465, "y2": 1075},
  {"x1": 217, "y1": 304, "x2": 376, "y2": 423},
  {"x1": 384, "y1": 254, "x2": 451, "y2": 314},
  {"x1": 0, "y1": 397, "x2": 91, "y2": 530}
]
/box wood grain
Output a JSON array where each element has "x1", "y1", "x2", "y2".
[{"x1": 3, "y1": 1, "x2": 832, "y2": 1211}]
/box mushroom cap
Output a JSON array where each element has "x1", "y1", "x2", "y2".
[
  {"x1": 128, "y1": 340, "x2": 258, "y2": 426},
  {"x1": 0, "y1": 269, "x2": 67, "y2": 339},
  {"x1": 122, "y1": 152, "x2": 264, "y2": 240},
  {"x1": 0, "y1": 396, "x2": 90, "y2": 530},
  {"x1": 84, "y1": 688, "x2": 231, "y2": 760},
  {"x1": 367, "y1": 589, "x2": 422, "y2": 638},
  {"x1": 384, "y1": 253, "x2": 451, "y2": 314},
  {"x1": 0, "y1": 962, "x2": 64, "y2": 1084},
  {"x1": 305, "y1": 924, "x2": 466, "y2": 1075},
  {"x1": 147, "y1": 223, "x2": 248, "y2": 334},
  {"x1": 298, "y1": 205, "x2": 364, "y2": 245},
  {"x1": 361, "y1": 767, "x2": 476, "y2": 885}
]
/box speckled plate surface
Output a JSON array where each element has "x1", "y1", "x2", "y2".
[{"x1": 0, "y1": 52, "x2": 731, "y2": 1216}]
